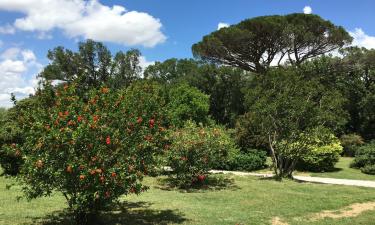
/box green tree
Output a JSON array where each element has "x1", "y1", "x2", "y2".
[
  {"x1": 192, "y1": 14, "x2": 352, "y2": 73},
  {"x1": 166, "y1": 84, "x2": 210, "y2": 127},
  {"x1": 145, "y1": 59, "x2": 249, "y2": 126},
  {"x1": 243, "y1": 68, "x2": 347, "y2": 178},
  {"x1": 39, "y1": 40, "x2": 142, "y2": 90}
]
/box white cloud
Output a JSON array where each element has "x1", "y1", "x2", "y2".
[
  {"x1": 0, "y1": 0, "x2": 166, "y2": 47},
  {"x1": 217, "y1": 22, "x2": 230, "y2": 30},
  {"x1": 0, "y1": 46, "x2": 41, "y2": 108},
  {"x1": 139, "y1": 56, "x2": 155, "y2": 70},
  {"x1": 0, "y1": 24, "x2": 15, "y2": 34},
  {"x1": 303, "y1": 6, "x2": 312, "y2": 14},
  {"x1": 349, "y1": 28, "x2": 375, "y2": 49}
]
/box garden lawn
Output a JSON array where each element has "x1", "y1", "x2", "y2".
[
  {"x1": 0, "y1": 170, "x2": 375, "y2": 225},
  {"x1": 302, "y1": 157, "x2": 375, "y2": 181}
]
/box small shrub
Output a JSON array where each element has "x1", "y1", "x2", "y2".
[
  {"x1": 228, "y1": 150, "x2": 267, "y2": 172},
  {"x1": 296, "y1": 128, "x2": 343, "y2": 172},
  {"x1": 351, "y1": 141, "x2": 375, "y2": 175},
  {"x1": 340, "y1": 134, "x2": 364, "y2": 157},
  {"x1": 166, "y1": 121, "x2": 238, "y2": 187}
]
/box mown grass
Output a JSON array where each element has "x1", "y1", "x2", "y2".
[
  {"x1": 1, "y1": 168, "x2": 375, "y2": 225},
  {"x1": 302, "y1": 157, "x2": 375, "y2": 181}
]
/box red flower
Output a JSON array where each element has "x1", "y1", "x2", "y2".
[
  {"x1": 106, "y1": 136, "x2": 111, "y2": 145},
  {"x1": 137, "y1": 117, "x2": 143, "y2": 124},
  {"x1": 64, "y1": 111, "x2": 69, "y2": 116},
  {"x1": 197, "y1": 175, "x2": 206, "y2": 182},
  {"x1": 77, "y1": 116, "x2": 83, "y2": 122},
  {"x1": 80, "y1": 175, "x2": 86, "y2": 180},
  {"x1": 111, "y1": 172, "x2": 117, "y2": 178},
  {"x1": 90, "y1": 170, "x2": 96, "y2": 175},
  {"x1": 66, "y1": 165, "x2": 73, "y2": 173},
  {"x1": 149, "y1": 119, "x2": 155, "y2": 128},
  {"x1": 93, "y1": 115, "x2": 99, "y2": 122}
]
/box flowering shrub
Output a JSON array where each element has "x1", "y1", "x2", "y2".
[
  {"x1": 18, "y1": 81, "x2": 166, "y2": 224},
  {"x1": 166, "y1": 121, "x2": 238, "y2": 187}
]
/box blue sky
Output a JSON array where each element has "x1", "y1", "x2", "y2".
[{"x1": 0, "y1": 0, "x2": 375, "y2": 107}]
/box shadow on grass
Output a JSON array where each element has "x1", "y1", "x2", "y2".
[
  {"x1": 155, "y1": 174, "x2": 239, "y2": 193},
  {"x1": 25, "y1": 201, "x2": 187, "y2": 225}
]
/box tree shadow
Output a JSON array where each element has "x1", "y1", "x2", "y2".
[
  {"x1": 25, "y1": 201, "x2": 187, "y2": 225},
  {"x1": 155, "y1": 174, "x2": 239, "y2": 193}
]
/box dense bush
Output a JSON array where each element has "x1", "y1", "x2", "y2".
[
  {"x1": 166, "y1": 84, "x2": 210, "y2": 127},
  {"x1": 0, "y1": 99, "x2": 37, "y2": 176},
  {"x1": 18, "y1": 81, "x2": 167, "y2": 224},
  {"x1": 340, "y1": 134, "x2": 364, "y2": 157},
  {"x1": 296, "y1": 128, "x2": 343, "y2": 172},
  {"x1": 351, "y1": 141, "x2": 375, "y2": 175},
  {"x1": 227, "y1": 150, "x2": 267, "y2": 172},
  {"x1": 166, "y1": 121, "x2": 238, "y2": 187}
]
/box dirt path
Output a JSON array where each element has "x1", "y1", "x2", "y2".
[{"x1": 210, "y1": 170, "x2": 375, "y2": 188}]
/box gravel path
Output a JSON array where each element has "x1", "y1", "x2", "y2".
[{"x1": 210, "y1": 169, "x2": 375, "y2": 188}]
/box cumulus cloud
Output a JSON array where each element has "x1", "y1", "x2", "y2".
[
  {"x1": 303, "y1": 6, "x2": 312, "y2": 14},
  {"x1": 0, "y1": 24, "x2": 15, "y2": 34},
  {"x1": 0, "y1": 47, "x2": 42, "y2": 108},
  {"x1": 0, "y1": 0, "x2": 166, "y2": 47},
  {"x1": 349, "y1": 28, "x2": 375, "y2": 49},
  {"x1": 217, "y1": 22, "x2": 230, "y2": 30}
]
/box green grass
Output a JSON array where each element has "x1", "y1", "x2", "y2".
[
  {"x1": 1, "y1": 170, "x2": 375, "y2": 225},
  {"x1": 301, "y1": 157, "x2": 375, "y2": 181}
]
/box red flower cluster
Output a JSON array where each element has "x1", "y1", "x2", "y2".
[
  {"x1": 106, "y1": 136, "x2": 111, "y2": 145},
  {"x1": 149, "y1": 119, "x2": 155, "y2": 128}
]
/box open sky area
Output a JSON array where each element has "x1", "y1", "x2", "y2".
[{"x1": 0, "y1": 0, "x2": 375, "y2": 107}]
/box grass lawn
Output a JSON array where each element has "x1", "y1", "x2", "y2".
[
  {"x1": 1, "y1": 169, "x2": 375, "y2": 225},
  {"x1": 299, "y1": 157, "x2": 375, "y2": 181}
]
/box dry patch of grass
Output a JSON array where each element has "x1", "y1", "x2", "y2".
[
  {"x1": 271, "y1": 217, "x2": 289, "y2": 225},
  {"x1": 272, "y1": 201, "x2": 375, "y2": 225},
  {"x1": 309, "y1": 201, "x2": 375, "y2": 221}
]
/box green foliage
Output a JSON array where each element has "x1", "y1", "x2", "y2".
[
  {"x1": 340, "y1": 134, "x2": 364, "y2": 157},
  {"x1": 244, "y1": 68, "x2": 347, "y2": 178},
  {"x1": 296, "y1": 129, "x2": 343, "y2": 172},
  {"x1": 145, "y1": 59, "x2": 249, "y2": 126},
  {"x1": 227, "y1": 150, "x2": 267, "y2": 172},
  {"x1": 39, "y1": 40, "x2": 142, "y2": 91},
  {"x1": 0, "y1": 99, "x2": 38, "y2": 175},
  {"x1": 166, "y1": 121, "x2": 238, "y2": 187},
  {"x1": 166, "y1": 84, "x2": 210, "y2": 127},
  {"x1": 351, "y1": 141, "x2": 375, "y2": 175},
  {"x1": 17, "y1": 81, "x2": 167, "y2": 224},
  {"x1": 192, "y1": 13, "x2": 352, "y2": 73}
]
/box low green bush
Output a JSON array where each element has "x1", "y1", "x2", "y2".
[
  {"x1": 228, "y1": 150, "x2": 267, "y2": 172},
  {"x1": 296, "y1": 128, "x2": 343, "y2": 172},
  {"x1": 340, "y1": 134, "x2": 364, "y2": 157},
  {"x1": 166, "y1": 121, "x2": 238, "y2": 187},
  {"x1": 351, "y1": 141, "x2": 375, "y2": 175}
]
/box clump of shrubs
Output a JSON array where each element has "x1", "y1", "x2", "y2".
[
  {"x1": 340, "y1": 134, "x2": 364, "y2": 157},
  {"x1": 227, "y1": 150, "x2": 267, "y2": 172},
  {"x1": 166, "y1": 121, "x2": 238, "y2": 187},
  {"x1": 351, "y1": 141, "x2": 375, "y2": 175},
  {"x1": 296, "y1": 128, "x2": 343, "y2": 172}
]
